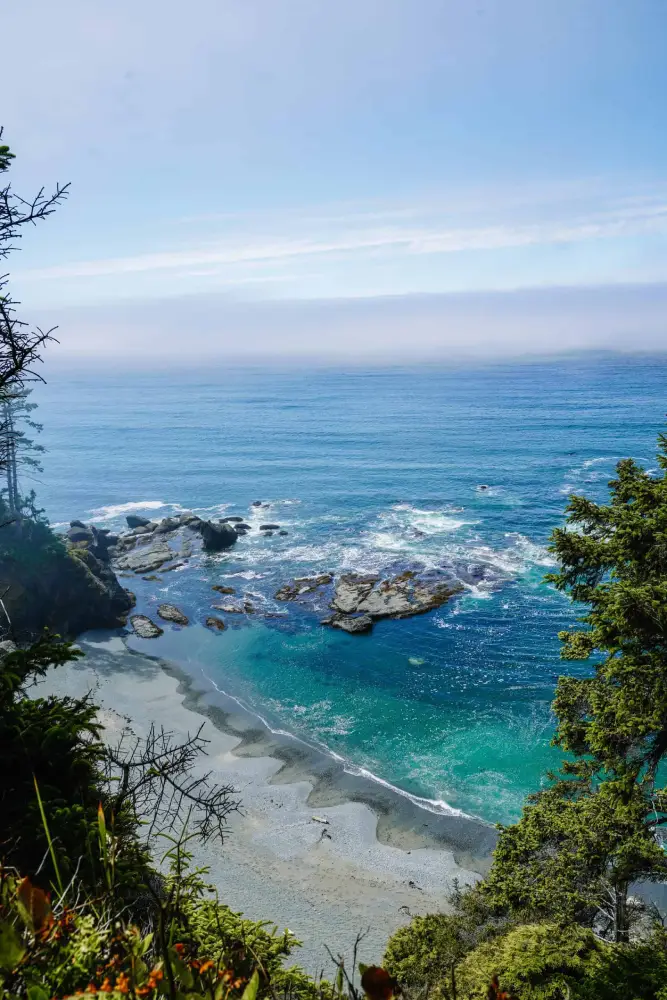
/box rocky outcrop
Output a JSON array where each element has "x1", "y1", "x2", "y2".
[
  {"x1": 273, "y1": 567, "x2": 463, "y2": 635},
  {"x1": 130, "y1": 614, "x2": 163, "y2": 638},
  {"x1": 331, "y1": 571, "x2": 462, "y2": 620},
  {"x1": 195, "y1": 520, "x2": 238, "y2": 552},
  {"x1": 260, "y1": 523, "x2": 281, "y2": 531},
  {"x1": 0, "y1": 517, "x2": 135, "y2": 641},
  {"x1": 157, "y1": 603, "x2": 189, "y2": 626}
]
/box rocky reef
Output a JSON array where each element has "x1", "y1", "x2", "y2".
[{"x1": 273, "y1": 569, "x2": 463, "y2": 634}]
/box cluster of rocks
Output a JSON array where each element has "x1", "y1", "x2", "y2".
[
  {"x1": 106, "y1": 511, "x2": 290, "y2": 577},
  {"x1": 129, "y1": 600, "x2": 225, "y2": 638},
  {"x1": 273, "y1": 569, "x2": 463, "y2": 634}
]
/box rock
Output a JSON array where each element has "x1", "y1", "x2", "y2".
[
  {"x1": 67, "y1": 526, "x2": 94, "y2": 543},
  {"x1": 222, "y1": 516, "x2": 245, "y2": 523},
  {"x1": 186, "y1": 517, "x2": 203, "y2": 530},
  {"x1": 330, "y1": 614, "x2": 374, "y2": 634},
  {"x1": 275, "y1": 574, "x2": 333, "y2": 602},
  {"x1": 260, "y1": 523, "x2": 281, "y2": 530},
  {"x1": 211, "y1": 602, "x2": 245, "y2": 614},
  {"x1": 196, "y1": 520, "x2": 238, "y2": 552},
  {"x1": 311, "y1": 815, "x2": 330, "y2": 824},
  {"x1": 129, "y1": 524, "x2": 155, "y2": 536},
  {"x1": 477, "y1": 484, "x2": 489, "y2": 491},
  {"x1": 235, "y1": 527, "x2": 248, "y2": 535},
  {"x1": 142, "y1": 575, "x2": 162, "y2": 581},
  {"x1": 235, "y1": 523, "x2": 251, "y2": 530},
  {"x1": 331, "y1": 574, "x2": 378, "y2": 613},
  {"x1": 279, "y1": 530, "x2": 289, "y2": 536},
  {"x1": 251, "y1": 501, "x2": 263, "y2": 507},
  {"x1": 205, "y1": 616, "x2": 226, "y2": 631},
  {"x1": 129, "y1": 614, "x2": 164, "y2": 638},
  {"x1": 212, "y1": 585, "x2": 235, "y2": 594},
  {"x1": 114, "y1": 541, "x2": 175, "y2": 574},
  {"x1": 263, "y1": 531, "x2": 274, "y2": 537},
  {"x1": 126, "y1": 514, "x2": 152, "y2": 529},
  {"x1": 70, "y1": 520, "x2": 87, "y2": 529},
  {"x1": 154, "y1": 516, "x2": 181, "y2": 534},
  {"x1": 176, "y1": 512, "x2": 199, "y2": 524},
  {"x1": 157, "y1": 603, "x2": 189, "y2": 626},
  {"x1": 330, "y1": 571, "x2": 462, "y2": 621}
]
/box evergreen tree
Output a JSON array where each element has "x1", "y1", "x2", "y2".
[
  {"x1": 484, "y1": 435, "x2": 667, "y2": 941},
  {"x1": 1, "y1": 388, "x2": 44, "y2": 515}
]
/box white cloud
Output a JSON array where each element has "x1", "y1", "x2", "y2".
[{"x1": 14, "y1": 187, "x2": 667, "y2": 289}]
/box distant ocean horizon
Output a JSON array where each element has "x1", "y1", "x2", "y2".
[{"x1": 31, "y1": 351, "x2": 667, "y2": 825}]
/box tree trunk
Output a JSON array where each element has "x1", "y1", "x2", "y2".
[
  {"x1": 449, "y1": 963, "x2": 457, "y2": 1000},
  {"x1": 613, "y1": 882, "x2": 630, "y2": 943}
]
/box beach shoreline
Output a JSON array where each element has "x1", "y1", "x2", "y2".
[{"x1": 35, "y1": 628, "x2": 495, "y2": 974}]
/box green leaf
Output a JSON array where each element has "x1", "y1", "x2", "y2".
[
  {"x1": 359, "y1": 964, "x2": 369, "y2": 975},
  {"x1": 27, "y1": 985, "x2": 50, "y2": 1000},
  {"x1": 0, "y1": 920, "x2": 26, "y2": 972},
  {"x1": 241, "y1": 969, "x2": 259, "y2": 1000},
  {"x1": 170, "y1": 949, "x2": 194, "y2": 990}
]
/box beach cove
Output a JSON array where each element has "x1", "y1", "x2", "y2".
[{"x1": 35, "y1": 630, "x2": 495, "y2": 974}]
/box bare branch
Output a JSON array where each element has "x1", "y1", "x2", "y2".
[{"x1": 103, "y1": 723, "x2": 241, "y2": 847}]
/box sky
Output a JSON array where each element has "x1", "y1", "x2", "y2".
[{"x1": 3, "y1": 0, "x2": 667, "y2": 359}]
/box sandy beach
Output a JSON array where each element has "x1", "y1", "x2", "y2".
[{"x1": 35, "y1": 630, "x2": 496, "y2": 975}]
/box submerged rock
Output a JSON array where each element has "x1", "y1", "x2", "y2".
[
  {"x1": 157, "y1": 603, "x2": 189, "y2": 626},
  {"x1": 212, "y1": 585, "x2": 235, "y2": 594},
  {"x1": 211, "y1": 601, "x2": 246, "y2": 614},
  {"x1": 260, "y1": 523, "x2": 281, "y2": 531},
  {"x1": 222, "y1": 516, "x2": 245, "y2": 523},
  {"x1": 275, "y1": 574, "x2": 333, "y2": 602},
  {"x1": 205, "y1": 616, "x2": 226, "y2": 631},
  {"x1": 129, "y1": 614, "x2": 164, "y2": 638}
]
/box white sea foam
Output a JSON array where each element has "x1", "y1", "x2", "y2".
[
  {"x1": 87, "y1": 499, "x2": 170, "y2": 520},
  {"x1": 201, "y1": 671, "x2": 472, "y2": 819}
]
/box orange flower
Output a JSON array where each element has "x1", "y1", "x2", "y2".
[
  {"x1": 174, "y1": 943, "x2": 185, "y2": 954},
  {"x1": 115, "y1": 973, "x2": 131, "y2": 994},
  {"x1": 199, "y1": 960, "x2": 215, "y2": 975},
  {"x1": 99, "y1": 977, "x2": 113, "y2": 993}
]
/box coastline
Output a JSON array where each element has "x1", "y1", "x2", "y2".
[{"x1": 36, "y1": 628, "x2": 495, "y2": 974}]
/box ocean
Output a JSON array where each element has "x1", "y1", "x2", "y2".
[{"x1": 31, "y1": 352, "x2": 666, "y2": 826}]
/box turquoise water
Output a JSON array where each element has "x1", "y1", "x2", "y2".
[{"x1": 32, "y1": 354, "x2": 666, "y2": 825}]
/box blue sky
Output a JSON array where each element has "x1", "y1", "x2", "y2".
[{"x1": 4, "y1": 0, "x2": 667, "y2": 356}]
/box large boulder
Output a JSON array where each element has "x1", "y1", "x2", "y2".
[
  {"x1": 126, "y1": 514, "x2": 153, "y2": 529},
  {"x1": 196, "y1": 519, "x2": 238, "y2": 552}
]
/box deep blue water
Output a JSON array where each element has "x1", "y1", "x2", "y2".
[{"x1": 31, "y1": 353, "x2": 666, "y2": 825}]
